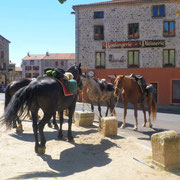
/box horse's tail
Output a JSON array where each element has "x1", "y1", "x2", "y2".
[
  {"x1": 151, "y1": 91, "x2": 157, "y2": 121},
  {"x1": 1, "y1": 84, "x2": 37, "y2": 129},
  {"x1": 4, "y1": 83, "x2": 12, "y2": 109}
]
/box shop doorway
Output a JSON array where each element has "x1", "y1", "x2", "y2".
[{"x1": 172, "y1": 80, "x2": 180, "y2": 103}]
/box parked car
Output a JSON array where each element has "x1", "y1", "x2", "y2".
[{"x1": 0, "y1": 85, "x2": 6, "y2": 93}]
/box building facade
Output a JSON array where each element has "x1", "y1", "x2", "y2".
[
  {"x1": 73, "y1": 0, "x2": 180, "y2": 105},
  {"x1": 8, "y1": 61, "x2": 22, "y2": 82},
  {"x1": 21, "y1": 53, "x2": 75, "y2": 79},
  {"x1": 0, "y1": 35, "x2": 10, "y2": 85}
]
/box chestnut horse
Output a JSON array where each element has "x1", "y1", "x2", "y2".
[{"x1": 114, "y1": 75, "x2": 156, "y2": 130}]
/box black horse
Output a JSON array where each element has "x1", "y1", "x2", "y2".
[
  {"x1": 1, "y1": 63, "x2": 82, "y2": 154},
  {"x1": 5, "y1": 78, "x2": 59, "y2": 130}
]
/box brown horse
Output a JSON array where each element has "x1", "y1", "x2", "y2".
[{"x1": 114, "y1": 75, "x2": 156, "y2": 130}]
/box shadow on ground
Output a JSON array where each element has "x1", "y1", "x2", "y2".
[{"x1": 11, "y1": 139, "x2": 118, "y2": 179}]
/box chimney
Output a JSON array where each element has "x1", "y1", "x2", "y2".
[
  {"x1": 27, "y1": 52, "x2": 30, "y2": 57},
  {"x1": 46, "y1": 51, "x2": 49, "y2": 56}
]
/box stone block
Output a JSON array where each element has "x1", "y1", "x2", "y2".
[
  {"x1": 99, "y1": 116, "x2": 118, "y2": 137},
  {"x1": 151, "y1": 130, "x2": 180, "y2": 170},
  {"x1": 74, "y1": 111, "x2": 94, "y2": 126}
]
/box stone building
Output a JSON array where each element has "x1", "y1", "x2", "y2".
[
  {"x1": 21, "y1": 53, "x2": 75, "y2": 78},
  {"x1": 0, "y1": 35, "x2": 10, "y2": 85},
  {"x1": 8, "y1": 61, "x2": 22, "y2": 82},
  {"x1": 73, "y1": 0, "x2": 180, "y2": 104}
]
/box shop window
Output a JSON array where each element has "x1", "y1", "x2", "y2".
[
  {"x1": 172, "y1": 80, "x2": 180, "y2": 103},
  {"x1": 25, "y1": 66, "x2": 32, "y2": 70},
  {"x1": 95, "y1": 52, "x2": 105, "y2": 69},
  {"x1": 128, "y1": 23, "x2": 139, "y2": 39},
  {"x1": 25, "y1": 73, "x2": 31, "y2": 78},
  {"x1": 94, "y1": 11, "x2": 104, "y2": 19},
  {"x1": 128, "y1": 50, "x2": 139, "y2": 68},
  {"x1": 94, "y1": 25, "x2": 104, "y2": 40},
  {"x1": 33, "y1": 73, "x2": 39, "y2": 78},
  {"x1": 163, "y1": 21, "x2": 175, "y2": 37},
  {"x1": 152, "y1": 5, "x2": 165, "y2": 17},
  {"x1": 163, "y1": 49, "x2": 175, "y2": 67},
  {"x1": 33, "y1": 66, "x2": 39, "y2": 70}
]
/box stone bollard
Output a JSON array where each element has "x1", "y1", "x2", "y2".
[
  {"x1": 99, "y1": 116, "x2": 118, "y2": 137},
  {"x1": 151, "y1": 130, "x2": 180, "y2": 170},
  {"x1": 74, "y1": 111, "x2": 94, "y2": 126}
]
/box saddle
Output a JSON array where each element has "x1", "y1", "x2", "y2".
[
  {"x1": 130, "y1": 74, "x2": 147, "y2": 103},
  {"x1": 98, "y1": 79, "x2": 115, "y2": 92},
  {"x1": 45, "y1": 68, "x2": 77, "y2": 96}
]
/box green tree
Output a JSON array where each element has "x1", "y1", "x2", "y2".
[{"x1": 58, "y1": 0, "x2": 66, "y2": 4}]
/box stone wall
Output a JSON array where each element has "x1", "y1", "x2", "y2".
[{"x1": 76, "y1": 2, "x2": 180, "y2": 69}]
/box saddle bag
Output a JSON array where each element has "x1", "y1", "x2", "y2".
[{"x1": 63, "y1": 79, "x2": 78, "y2": 94}]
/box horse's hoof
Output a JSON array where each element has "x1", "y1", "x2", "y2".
[
  {"x1": 120, "y1": 124, "x2": 125, "y2": 129},
  {"x1": 16, "y1": 127, "x2": 23, "y2": 133},
  {"x1": 54, "y1": 125, "x2": 59, "y2": 130},
  {"x1": 133, "y1": 127, "x2": 138, "y2": 131},
  {"x1": 48, "y1": 123, "x2": 52, "y2": 128},
  {"x1": 149, "y1": 124, "x2": 153, "y2": 128},
  {"x1": 142, "y1": 123, "x2": 146, "y2": 127},
  {"x1": 68, "y1": 136, "x2": 74, "y2": 142},
  {"x1": 37, "y1": 147, "x2": 46, "y2": 154}
]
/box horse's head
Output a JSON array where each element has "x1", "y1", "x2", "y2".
[
  {"x1": 67, "y1": 63, "x2": 83, "y2": 91},
  {"x1": 114, "y1": 75, "x2": 125, "y2": 97}
]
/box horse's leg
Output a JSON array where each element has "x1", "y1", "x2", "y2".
[
  {"x1": 139, "y1": 103, "x2": 147, "y2": 127},
  {"x1": 31, "y1": 109, "x2": 39, "y2": 153},
  {"x1": 90, "y1": 101, "x2": 94, "y2": 112},
  {"x1": 97, "y1": 101, "x2": 102, "y2": 117},
  {"x1": 105, "y1": 102, "x2": 109, "y2": 117},
  {"x1": 147, "y1": 100, "x2": 153, "y2": 128},
  {"x1": 53, "y1": 111, "x2": 59, "y2": 129},
  {"x1": 133, "y1": 104, "x2": 138, "y2": 131},
  {"x1": 16, "y1": 118, "x2": 23, "y2": 133},
  {"x1": 121, "y1": 101, "x2": 127, "y2": 128},
  {"x1": 58, "y1": 111, "x2": 64, "y2": 139},
  {"x1": 67, "y1": 103, "x2": 76, "y2": 141},
  {"x1": 38, "y1": 112, "x2": 52, "y2": 154}
]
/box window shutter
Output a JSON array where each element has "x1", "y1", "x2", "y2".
[
  {"x1": 153, "y1": 6, "x2": 158, "y2": 17},
  {"x1": 159, "y1": 5, "x2": 165, "y2": 17}
]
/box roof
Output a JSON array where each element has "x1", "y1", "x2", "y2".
[
  {"x1": 43, "y1": 53, "x2": 75, "y2": 60},
  {"x1": 0, "y1": 35, "x2": 11, "y2": 43},
  {"x1": 72, "y1": 0, "x2": 176, "y2": 9},
  {"x1": 22, "y1": 53, "x2": 75, "y2": 61}
]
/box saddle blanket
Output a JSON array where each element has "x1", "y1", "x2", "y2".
[{"x1": 57, "y1": 79, "x2": 77, "y2": 96}]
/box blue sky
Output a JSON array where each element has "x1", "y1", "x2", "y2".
[{"x1": 0, "y1": 0, "x2": 105, "y2": 66}]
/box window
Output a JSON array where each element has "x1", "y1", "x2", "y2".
[
  {"x1": 128, "y1": 50, "x2": 139, "y2": 68},
  {"x1": 33, "y1": 73, "x2": 39, "y2": 78},
  {"x1": 95, "y1": 52, "x2": 105, "y2": 69},
  {"x1": 94, "y1": 25, "x2": 104, "y2": 40},
  {"x1": 55, "y1": 61, "x2": 58, "y2": 66},
  {"x1": 128, "y1": 23, "x2": 139, "y2": 39},
  {"x1": 0, "y1": 51, "x2": 4, "y2": 58},
  {"x1": 30, "y1": 60, "x2": 34, "y2": 65},
  {"x1": 152, "y1": 5, "x2": 165, "y2": 17},
  {"x1": 25, "y1": 66, "x2": 32, "y2": 70},
  {"x1": 33, "y1": 66, "x2": 39, "y2": 70},
  {"x1": 163, "y1": 49, "x2": 175, "y2": 67},
  {"x1": 163, "y1": 21, "x2": 175, "y2": 37},
  {"x1": 61, "y1": 61, "x2": 64, "y2": 66},
  {"x1": 94, "y1": 11, "x2": 104, "y2": 19},
  {"x1": 25, "y1": 73, "x2": 31, "y2": 78}
]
